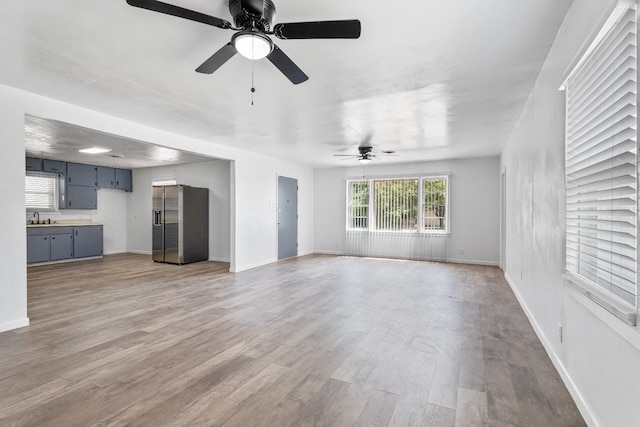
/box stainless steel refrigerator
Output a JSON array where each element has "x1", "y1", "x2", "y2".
[{"x1": 152, "y1": 185, "x2": 209, "y2": 264}]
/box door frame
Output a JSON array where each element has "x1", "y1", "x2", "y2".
[{"x1": 500, "y1": 168, "x2": 507, "y2": 271}]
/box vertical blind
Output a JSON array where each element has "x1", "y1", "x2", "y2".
[
  {"x1": 565, "y1": 6, "x2": 637, "y2": 307},
  {"x1": 347, "y1": 176, "x2": 448, "y2": 234},
  {"x1": 373, "y1": 178, "x2": 419, "y2": 232}
]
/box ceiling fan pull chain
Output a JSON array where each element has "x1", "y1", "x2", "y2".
[{"x1": 251, "y1": 59, "x2": 256, "y2": 106}]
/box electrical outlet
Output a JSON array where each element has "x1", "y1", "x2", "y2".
[{"x1": 520, "y1": 271, "x2": 523, "y2": 280}]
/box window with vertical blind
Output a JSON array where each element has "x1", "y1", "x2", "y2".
[
  {"x1": 347, "y1": 176, "x2": 449, "y2": 234},
  {"x1": 562, "y1": 3, "x2": 637, "y2": 324},
  {"x1": 25, "y1": 171, "x2": 59, "y2": 211}
]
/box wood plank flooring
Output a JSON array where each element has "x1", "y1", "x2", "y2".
[{"x1": 0, "y1": 254, "x2": 585, "y2": 426}]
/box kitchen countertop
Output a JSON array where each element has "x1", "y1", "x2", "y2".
[{"x1": 26, "y1": 220, "x2": 103, "y2": 228}]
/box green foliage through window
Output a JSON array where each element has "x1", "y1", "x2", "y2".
[{"x1": 347, "y1": 176, "x2": 448, "y2": 233}]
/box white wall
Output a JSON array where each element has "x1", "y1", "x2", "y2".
[
  {"x1": 233, "y1": 151, "x2": 314, "y2": 271},
  {"x1": 127, "y1": 160, "x2": 231, "y2": 262},
  {"x1": 314, "y1": 156, "x2": 500, "y2": 266},
  {"x1": 500, "y1": 0, "x2": 640, "y2": 426},
  {"x1": 0, "y1": 88, "x2": 28, "y2": 333},
  {"x1": 0, "y1": 83, "x2": 314, "y2": 332}
]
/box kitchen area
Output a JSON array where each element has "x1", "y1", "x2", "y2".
[{"x1": 25, "y1": 115, "x2": 232, "y2": 268}]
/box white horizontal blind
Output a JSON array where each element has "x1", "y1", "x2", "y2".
[
  {"x1": 25, "y1": 172, "x2": 58, "y2": 211},
  {"x1": 373, "y1": 178, "x2": 418, "y2": 232},
  {"x1": 565, "y1": 6, "x2": 637, "y2": 306}
]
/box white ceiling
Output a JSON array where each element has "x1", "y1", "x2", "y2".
[{"x1": 2, "y1": 0, "x2": 572, "y2": 168}]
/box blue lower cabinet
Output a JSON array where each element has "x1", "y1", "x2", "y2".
[
  {"x1": 27, "y1": 226, "x2": 102, "y2": 263},
  {"x1": 74, "y1": 226, "x2": 103, "y2": 258}
]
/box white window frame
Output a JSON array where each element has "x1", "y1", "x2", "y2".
[
  {"x1": 346, "y1": 175, "x2": 450, "y2": 235},
  {"x1": 561, "y1": 1, "x2": 638, "y2": 325},
  {"x1": 25, "y1": 171, "x2": 59, "y2": 212}
]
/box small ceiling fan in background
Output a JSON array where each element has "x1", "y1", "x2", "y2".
[
  {"x1": 334, "y1": 142, "x2": 397, "y2": 164},
  {"x1": 126, "y1": 0, "x2": 361, "y2": 84}
]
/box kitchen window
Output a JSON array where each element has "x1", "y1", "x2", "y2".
[
  {"x1": 25, "y1": 171, "x2": 59, "y2": 211},
  {"x1": 347, "y1": 175, "x2": 449, "y2": 234},
  {"x1": 562, "y1": 2, "x2": 637, "y2": 325}
]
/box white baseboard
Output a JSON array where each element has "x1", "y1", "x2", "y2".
[
  {"x1": 314, "y1": 251, "x2": 498, "y2": 267},
  {"x1": 230, "y1": 258, "x2": 276, "y2": 273},
  {"x1": 446, "y1": 258, "x2": 499, "y2": 267},
  {"x1": 504, "y1": 273, "x2": 598, "y2": 427},
  {"x1": 0, "y1": 317, "x2": 29, "y2": 334},
  {"x1": 127, "y1": 250, "x2": 152, "y2": 255},
  {"x1": 103, "y1": 249, "x2": 127, "y2": 256},
  {"x1": 314, "y1": 250, "x2": 345, "y2": 256},
  {"x1": 208, "y1": 256, "x2": 230, "y2": 263}
]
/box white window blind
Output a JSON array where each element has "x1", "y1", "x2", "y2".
[
  {"x1": 564, "y1": 5, "x2": 638, "y2": 316},
  {"x1": 26, "y1": 172, "x2": 59, "y2": 211},
  {"x1": 373, "y1": 178, "x2": 419, "y2": 232}
]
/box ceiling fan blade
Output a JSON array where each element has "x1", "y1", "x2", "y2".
[
  {"x1": 240, "y1": 0, "x2": 265, "y2": 16},
  {"x1": 273, "y1": 20, "x2": 361, "y2": 39},
  {"x1": 333, "y1": 154, "x2": 359, "y2": 157},
  {"x1": 126, "y1": 0, "x2": 231, "y2": 29},
  {"x1": 267, "y1": 45, "x2": 309, "y2": 85},
  {"x1": 195, "y1": 43, "x2": 237, "y2": 74}
]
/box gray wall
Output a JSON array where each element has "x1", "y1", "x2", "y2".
[
  {"x1": 314, "y1": 156, "x2": 500, "y2": 265},
  {"x1": 127, "y1": 160, "x2": 231, "y2": 262}
]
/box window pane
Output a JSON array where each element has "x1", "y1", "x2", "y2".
[
  {"x1": 373, "y1": 179, "x2": 418, "y2": 231},
  {"x1": 348, "y1": 181, "x2": 369, "y2": 229},
  {"x1": 424, "y1": 178, "x2": 447, "y2": 231}
]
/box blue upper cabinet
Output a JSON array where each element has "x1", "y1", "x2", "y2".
[
  {"x1": 66, "y1": 162, "x2": 97, "y2": 187},
  {"x1": 43, "y1": 159, "x2": 65, "y2": 173},
  {"x1": 97, "y1": 166, "x2": 115, "y2": 188},
  {"x1": 115, "y1": 168, "x2": 132, "y2": 192},
  {"x1": 26, "y1": 157, "x2": 43, "y2": 171}
]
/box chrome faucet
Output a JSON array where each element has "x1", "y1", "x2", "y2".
[{"x1": 33, "y1": 211, "x2": 39, "y2": 224}]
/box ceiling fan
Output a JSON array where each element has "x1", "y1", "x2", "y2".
[
  {"x1": 126, "y1": 0, "x2": 361, "y2": 84},
  {"x1": 334, "y1": 143, "x2": 397, "y2": 164}
]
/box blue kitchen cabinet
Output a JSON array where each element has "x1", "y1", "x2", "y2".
[
  {"x1": 74, "y1": 226, "x2": 103, "y2": 258},
  {"x1": 115, "y1": 168, "x2": 132, "y2": 192}
]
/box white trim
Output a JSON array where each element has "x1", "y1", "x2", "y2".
[
  {"x1": 230, "y1": 257, "x2": 277, "y2": 273},
  {"x1": 566, "y1": 282, "x2": 640, "y2": 353},
  {"x1": 563, "y1": 273, "x2": 636, "y2": 325},
  {"x1": 559, "y1": 1, "x2": 634, "y2": 90},
  {"x1": 0, "y1": 317, "x2": 30, "y2": 334},
  {"x1": 208, "y1": 256, "x2": 230, "y2": 263},
  {"x1": 446, "y1": 258, "x2": 499, "y2": 267},
  {"x1": 504, "y1": 273, "x2": 600, "y2": 427},
  {"x1": 314, "y1": 250, "x2": 345, "y2": 256},
  {"x1": 346, "y1": 171, "x2": 452, "y2": 181},
  {"x1": 103, "y1": 249, "x2": 128, "y2": 256},
  {"x1": 127, "y1": 249, "x2": 152, "y2": 255}
]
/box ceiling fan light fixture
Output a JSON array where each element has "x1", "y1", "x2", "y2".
[
  {"x1": 359, "y1": 158, "x2": 371, "y2": 165},
  {"x1": 232, "y1": 31, "x2": 273, "y2": 60}
]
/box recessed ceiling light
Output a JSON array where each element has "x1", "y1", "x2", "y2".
[{"x1": 79, "y1": 147, "x2": 112, "y2": 154}]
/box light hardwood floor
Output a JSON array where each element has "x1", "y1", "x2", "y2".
[{"x1": 0, "y1": 254, "x2": 585, "y2": 426}]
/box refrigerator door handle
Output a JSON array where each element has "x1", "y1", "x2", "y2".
[{"x1": 154, "y1": 210, "x2": 162, "y2": 225}]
